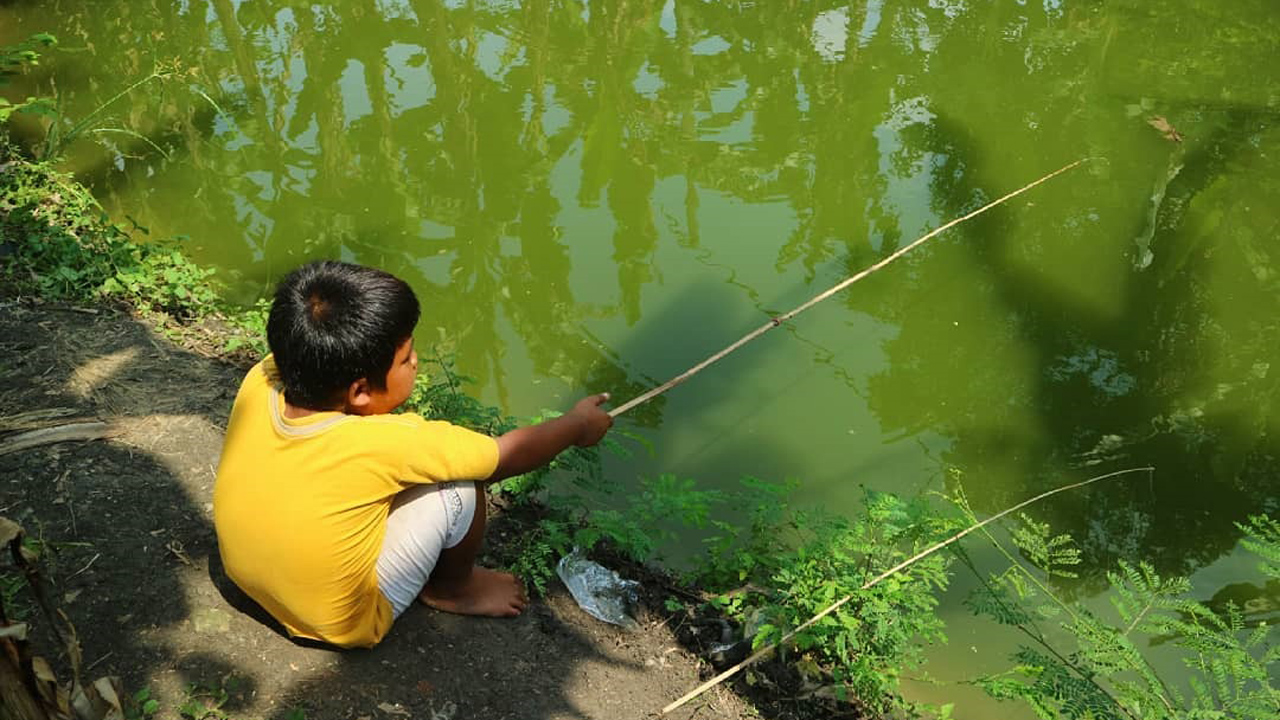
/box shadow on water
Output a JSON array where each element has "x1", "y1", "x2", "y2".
[{"x1": 869, "y1": 105, "x2": 1280, "y2": 592}]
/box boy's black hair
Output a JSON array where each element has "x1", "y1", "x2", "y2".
[{"x1": 267, "y1": 260, "x2": 420, "y2": 409}]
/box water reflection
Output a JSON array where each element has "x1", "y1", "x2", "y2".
[{"x1": 5, "y1": 0, "x2": 1278, "y2": 612}]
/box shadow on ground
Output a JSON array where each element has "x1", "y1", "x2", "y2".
[{"x1": 0, "y1": 297, "x2": 753, "y2": 720}]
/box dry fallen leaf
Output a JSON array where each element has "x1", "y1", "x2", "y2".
[
  {"x1": 0, "y1": 516, "x2": 23, "y2": 547},
  {"x1": 1147, "y1": 115, "x2": 1184, "y2": 142}
]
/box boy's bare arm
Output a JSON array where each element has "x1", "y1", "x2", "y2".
[{"x1": 489, "y1": 394, "x2": 613, "y2": 482}]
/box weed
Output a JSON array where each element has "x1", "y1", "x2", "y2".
[
  {"x1": 3, "y1": 35, "x2": 249, "y2": 337},
  {"x1": 222, "y1": 298, "x2": 271, "y2": 356},
  {"x1": 3, "y1": 31, "x2": 212, "y2": 161},
  {"x1": 957, "y1": 498, "x2": 1279, "y2": 720},
  {"x1": 699, "y1": 476, "x2": 798, "y2": 588},
  {"x1": 503, "y1": 515, "x2": 575, "y2": 596},
  {"x1": 122, "y1": 684, "x2": 306, "y2": 720},
  {"x1": 39, "y1": 68, "x2": 170, "y2": 160},
  {"x1": 402, "y1": 352, "x2": 517, "y2": 436},
  {"x1": 126, "y1": 688, "x2": 160, "y2": 720},
  {"x1": 101, "y1": 237, "x2": 219, "y2": 315},
  {"x1": 1, "y1": 149, "x2": 217, "y2": 312},
  {"x1": 711, "y1": 489, "x2": 956, "y2": 713},
  {"x1": 0, "y1": 33, "x2": 57, "y2": 124},
  {"x1": 0, "y1": 568, "x2": 31, "y2": 621},
  {"x1": 178, "y1": 678, "x2": 233, "y2": 720}
]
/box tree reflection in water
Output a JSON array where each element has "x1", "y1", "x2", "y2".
[{"x1": 9, "y1": 0, "x2": 1279, "y2": 594}]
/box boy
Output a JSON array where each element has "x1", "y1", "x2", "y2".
[{"x1": 213, "y1": 260, "x2": 612, "y2": 648}]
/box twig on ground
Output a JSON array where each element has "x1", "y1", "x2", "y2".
[
  {"x1": 85, "y1": 651, "x2": 114, "y2": 674},
  {"x1": 0, "y1": 421, "x2": 117, "y2": 456},
  {"x1": 0, "y1": 407, "x2": 78, "y2": 432},
  {"x1": 68, "y1": 552, "x2": 101, "y2": 579},
  {"x1": 166, "y1": 539, "x2": 194, "y2": 567}
]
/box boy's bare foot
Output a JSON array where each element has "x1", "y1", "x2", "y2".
[{"x1": 419, "y1": 567, "x2": 527, "y2": 617}]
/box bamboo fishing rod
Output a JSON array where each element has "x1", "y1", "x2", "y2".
[
  {"x1": 661, "y1": 465, "x2": 1155, "y2": 715},
  {"x1": 608, "y1": 158, "x2": 1088, "y2": 419}
]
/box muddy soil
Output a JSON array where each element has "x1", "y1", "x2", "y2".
[{"x1": 0, "y1": 295, "x2": 757, "y2": 720}]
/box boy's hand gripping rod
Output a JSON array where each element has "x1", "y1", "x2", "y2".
[{"x1": 607, "y1": 158, "x2": 1088, "y2": 419}]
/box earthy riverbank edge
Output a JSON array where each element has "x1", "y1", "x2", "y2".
[{"x1": 0, "y1": 147, "x2": 838, "y2": 719}]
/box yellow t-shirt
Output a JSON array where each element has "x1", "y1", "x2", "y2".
[{"x1": 213, "y1": 357, "x2": 499, "y2": 648}]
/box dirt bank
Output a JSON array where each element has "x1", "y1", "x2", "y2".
[{"x1": 0, "y1": 293, "x2": 756, "y2": 720}]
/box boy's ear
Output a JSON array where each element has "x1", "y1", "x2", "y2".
[{"x1": 345, "y1": 377, "x2": 374, "y2": 413}]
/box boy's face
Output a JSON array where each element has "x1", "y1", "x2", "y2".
[{"x1": 354, "y1": 337, "x2": 418, "y2": 415}]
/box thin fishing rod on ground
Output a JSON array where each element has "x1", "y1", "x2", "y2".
[
  {"x1": 607, "y1": 158, "x2": 1089, "y2": 419},
  {"x1": 661, "y1": 465, "x2": 1155, "y2": 715}
]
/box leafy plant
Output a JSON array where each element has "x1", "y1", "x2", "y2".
[
  {"x1": 0, "y1": 534, "x2": 49, "y2": 624},
  {"x1": 101, "y1": 237, "x2": 219, "y2": 315},
  {"x1": 38, "y1": 68, "x2": 173, "y2": 161},
  {"x1": 0, "y1": 33, "x2": 57, "y2": 124},
  {"x1": 127, "y1": 688, "x2": 160, "y2": 720},
  {"x1": 5, "y1": 29, "x2": 233, "y2": 168},
  {"x1": 1238, "y1": 514, "x2": 1280, "y2": 580},
  {"x1": 962, "y1": 507, "x2": 1279, "y2": 720},
  {"x1": 700, "y1": 476, "x2": 798, "y2": 588},
  {"x1": 0, "y1": 567, "x2": 31, "y2": 621},
  {"x1": 402, "y1": 352, "x2": 517, "y2": 436},
  {"x1": 178, "y1": 678, "x2": 234, "y2": 720},
  {"x1": 1, "y1": 148, "x2": 218, "y2": 316},
  {"x1": 222, "y1": 298, "x2": 271, "y2": 356},
  {"x1": 495, "y1": 473, "x2": 721, "y2": 596},
  {"x1": 695, "y1": 486, "x2": 958, "y2": 713},
  {"x1": 1011, "y1": 511, "x2": 1082, "y2": 580},
  {"x1": 502, "y1": 515, "x2": 574, "y2": 596}
]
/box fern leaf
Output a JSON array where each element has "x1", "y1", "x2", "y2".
[
  {"x1": 1236, "y1": 514, "x2": 1280, "y2": 580},
  {"x1": 965, "y1": 582, "x2": 1034, "y2": 626},
  {"x1": 1013, "y1": 513, "x2": 1084, "y2": 579}
]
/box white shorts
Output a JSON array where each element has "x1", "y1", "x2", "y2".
[{"x1": 376, "y1": 482, "x2": 477, "y2": 618}]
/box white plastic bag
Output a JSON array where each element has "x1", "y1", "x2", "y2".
[{"x1": 556, "y1": 549, "x2": 640, "y2": 629}]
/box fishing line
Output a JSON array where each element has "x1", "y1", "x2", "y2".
[
  {"x1": 601, "y1": 156, "x2": 1099, "y2": 712},
  {"x1": 608, "y1": 158, "x2": 1089, "y2": 418}
]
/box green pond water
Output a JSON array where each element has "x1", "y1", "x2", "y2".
[{"x1": 4, "y1": 0, "x2": 1278, "y2": 714}]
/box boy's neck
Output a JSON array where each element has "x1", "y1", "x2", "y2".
[
  {"x1": 282, "y1": 400, "x2": 351, "y2": 419},
  {"x1": 282, "y1": 402, "x2": 325, "y2": 419}
]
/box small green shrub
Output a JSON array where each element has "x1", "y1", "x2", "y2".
[
  {"x1": 712, "y1": 489, "x2": 956, "y2": 712},
  {"x1": 402, "y1": 352, "x2": 517, "y2": 436},
  {"x1": 503, "y1": 515, "x2": 575, "y2": 596},
  {"x1": 499, "y1": 472, "x2": 725, "y2": 596},
  {"x1": 0, "y1": 568, "x2": 30, "y2": 621},
  {"x1": 1, "y1": 151, "x2": 217, "y2": 314},
  {"x1": 221, "y1": 298, "x2": 271, "y2": 356},
  {"x1": 177, "y1": 679, "x2": 230, "y2": 720},
  {"x1": 126, "y1": 688, "x2": 160, "y2": 720},
  {"x1": 699, "y1": 476, "x2": 799, "y2": 588},
  {"x1": 962, "y1": 507, "x2": 1279, "y2": 720}
]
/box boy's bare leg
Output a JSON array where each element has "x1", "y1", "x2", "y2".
[{"x1": 419, "y1": 483, "x2": 527, "y2": 617}]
